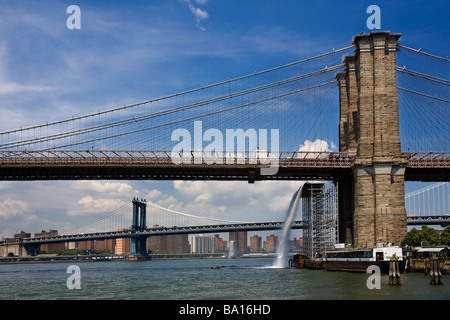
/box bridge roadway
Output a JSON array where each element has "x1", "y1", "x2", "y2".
[
  {"x1": 406, "y1": 215, "x2": 450, "y2": 227},
  {"x1": 13, "y1": 216, "x2": 450, "y2": 245},
  {"x1": 19, "y1": 220, "x2": 305, "y2": 244},
  {"x1": 0, "y1": 150, "x2": 448, "y2": 182}
]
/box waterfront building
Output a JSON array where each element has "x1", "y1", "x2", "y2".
[
  {"x1": 115, "y1": 236, "x2": 132, "y2": 255},
  {"x1": 190, "y1": 235, "x2": 215, "y2": 253},
  {"x1": 14, "y1": 231, "x2": 31, "y2": 239},
  {"x1": 250, "y1": 235, "x2": 262, "y2": 252},
  {"x1": 229, "y1": 231, "x2": 247, "y2": 253},
  {"x1": 265, "y1": 234, "x2": 277, "y2": 252},
  {"x1": 214, "y1": 234, "x2": 227, "y2": 252},
  {"x1": 147, "y1": 234, "x2": 189, "y2": 254},
  {"x1": 289, "y1": 237, "x2": 303, "y2": 252},
  {"x1": 34, "y1": 230, "x2": 65, "y2": 253},
  {"x1": 76, "y1": 240, "x2": 96, "y2": 250},
  {"x1": 96, "y1": 239, "x2": 116, "y2": 253}
]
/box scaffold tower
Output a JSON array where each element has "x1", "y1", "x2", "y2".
[{"x1": 301, "y1": 182, "x2": 338, "y2": 259}]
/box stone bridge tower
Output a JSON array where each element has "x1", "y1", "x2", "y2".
[{"x1": 336, "y1": 31, "x2": 408, "y2": 248}]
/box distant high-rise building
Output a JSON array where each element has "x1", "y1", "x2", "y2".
[
  {"x1": 96, "y1": 239, "x2": 116, "y2": 253},
  {"x1": 265, "y1": 234, "x2": 277, "y2": 252},
  {"x1": 250, "y1": 235, "x2": 262, "y2": 252},
  {"x1": 190, "y1": 235, "x2": 215, "y2": 253},
  {"x1": 229, "y1": 231, "x2": 247, "y2": 253},
  {"x1": 76, "y1": 240, "x2": 96, "y2": 250},
  {"x1": 34, "y1": 230, "x2": 65, "y2": 253},
  {"x1": 214, "y1": 234, "x2": 227, "y2": 252},
  {"x1": 115, "y1": 230, "x2": 132, "y2": 255},
  {"x1": 289, "y1": 237, "x2": 303, "y2": 252},
  {"x1": 147, "y1": 234, "x2": 189, "y2": 254},
  {"x1": 14, "y1": 231, "x2": 31, "y2": 239}
]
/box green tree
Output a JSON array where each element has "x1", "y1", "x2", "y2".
[
  {"x1": 441, "y1": 227, "x2": 450, "y2": 245},
  {"x1": 420, "y1": 225, "x2": 441, "y2": 245},
  {"x1": 401, "y1": 228, "x2": 421, "y2": 246},
  {"x1": 401, "y1": 226, "x2": 444, "y2": 246}
]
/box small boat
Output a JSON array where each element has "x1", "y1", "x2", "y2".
[{"x1": 323, "y1": 245, "x2": 405, "y2": 273}]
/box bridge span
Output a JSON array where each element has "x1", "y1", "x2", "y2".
[
  {"x1": 12, "y1": 216, "x2": 448, "y2": 246},
  {"x1": 19, "y1": 220, "x2": 305, "y2": 245},
  {"x1": 0, "y1": 150, "x2": 448, "y2": 182}
]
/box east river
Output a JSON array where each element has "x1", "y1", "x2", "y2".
[{"x1": 0, "y1": 257, "x2": 448, "y2": 300}]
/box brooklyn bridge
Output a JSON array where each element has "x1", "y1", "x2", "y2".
[{"x1": 0, "y1": 31, "x2": 448, "y2": 252}]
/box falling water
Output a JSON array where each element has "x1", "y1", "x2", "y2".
[{"x1": 272, "y1": 182, "x2": 305, "y2": 268}]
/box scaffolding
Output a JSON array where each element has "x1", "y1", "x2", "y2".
[{"x1": 301, "y1": 182, "x2": 338, "y2": 259}]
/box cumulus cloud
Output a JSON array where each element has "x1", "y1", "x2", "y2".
[
  {"x1": 167, "y1": 180, "x2": 300, "y2": 221},
  {"x1": 0, "y1": 198, "x2": 29, "y2": 218},
  {"x1": 146, "y1": 189, "x2": 163, "y2": 199},
  {"x1": 299, "y1": 139, "x2": 337, "y2": 152},
  {"x1": 67, "y1": 196, "x2": 127, "y2": 216},
  {"x1": 179, "y1": 0, "x2": 209, "y2": 31},
  {"x1": 297, "y1": 139, "x2": 337, "y2": 158},
  {"x1": 71, "y1": 181, "x2": 133, "y2": 195}
]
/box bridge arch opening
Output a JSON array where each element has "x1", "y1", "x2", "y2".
[{"x1": 7, "y1": 252, "x2": 15, "y2": 257}]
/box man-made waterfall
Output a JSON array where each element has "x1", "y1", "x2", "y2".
[{"x1": 272, "y1": 182, "x2": 305, "y2": 268}]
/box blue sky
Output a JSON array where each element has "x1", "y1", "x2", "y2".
[{"x1": 0, "y1": 0, "x2": 448, "y2": 238}]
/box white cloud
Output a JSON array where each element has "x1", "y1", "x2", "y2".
[
  {"x1": 71, "y1": 181, "x2": 133, "y2": 195},
  {"x1": 179, "y1": 0, "x2": 209, "y2": 31},
  {"x1": 297, "y1": 139, "x2": 337, "y2": 158},
  {"x1": 67, "y1": 196, "x2": 126, "y2": 217},
  {"x1": 146, "y1": 189, "x2": 163, "y2": 199},
  {"x1": 298, "y1": 139, "x2": 336, "y2": 153},
  {"x1": 0, "y1": 198, "x2": 29, "y2": 218},
  {"x1": 169, "y1": 180, "x2": 300, "y2": 221}
]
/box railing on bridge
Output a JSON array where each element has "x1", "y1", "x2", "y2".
[
  {"x1": 403, "y1": 152, "x2": 450, "y2": 168},
  {"x1": 1, "y1": 150, "x2": 448, "y2": 174},
  {"x1": 0, "y1": 150, "x2": 356, "y2": 167},
  {"x1": 1, "y1": 150, "x2": 448, "y2": 167}
]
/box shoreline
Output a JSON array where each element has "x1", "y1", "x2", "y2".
[{"x1": 0, "y1": 252, "x2": 280, "y2": 265}]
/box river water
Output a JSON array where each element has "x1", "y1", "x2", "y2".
[{"x1": 0, "y1": 257, "x2": 448, "y2": 300}]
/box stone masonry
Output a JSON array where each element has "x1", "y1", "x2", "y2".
[{"x1": 336, "y1": 32, "x2": 408, "y2": 248}]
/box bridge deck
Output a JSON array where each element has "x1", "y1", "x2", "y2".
[
  {"x1": 3, "y1": 216, "x2": 448, "y2": 246},
  {"x1": 16, "y1": 221, "x2": 305, "y2": 244},
  {"x1": 0, "y1": 151, "x2": 448, "y2": 181}
]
